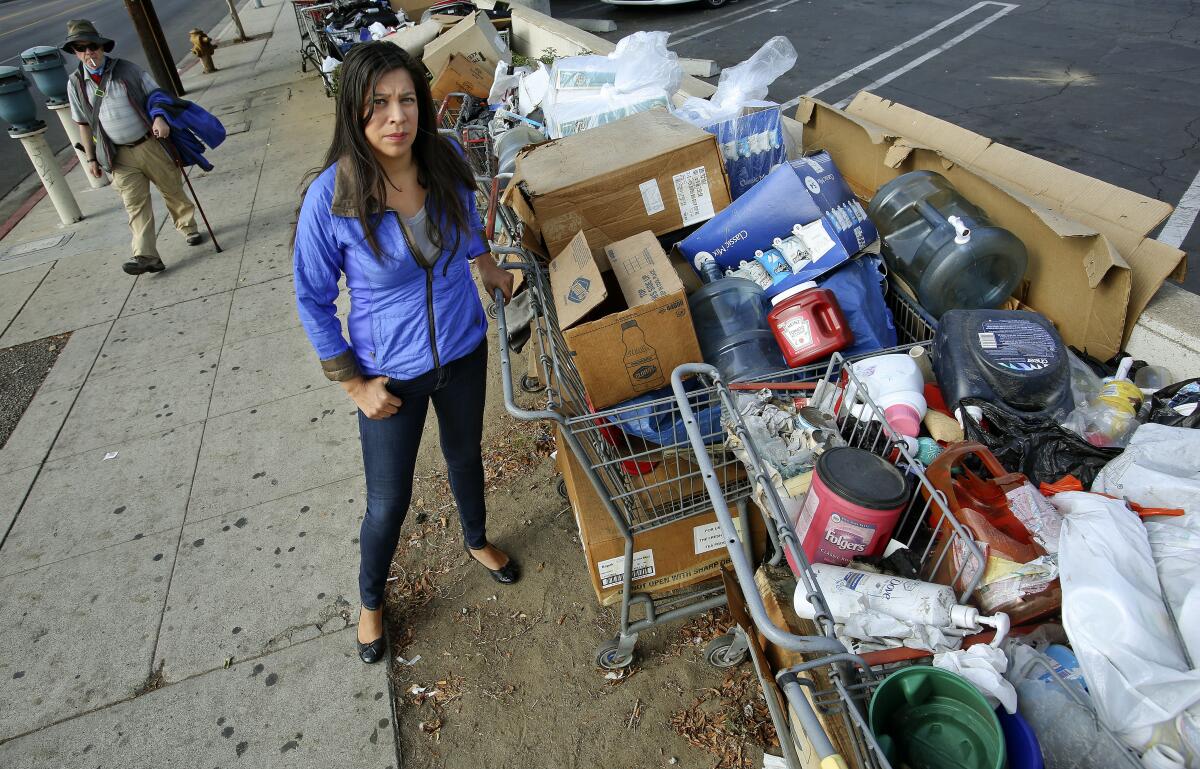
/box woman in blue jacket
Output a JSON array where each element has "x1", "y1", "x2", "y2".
[{"x1": 293, "y1": 42, "x2": 516, "y2": 664}]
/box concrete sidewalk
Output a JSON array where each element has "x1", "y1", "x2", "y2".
[{"x1": 0, "y1": 3, "x2": 399, "y2": 766}]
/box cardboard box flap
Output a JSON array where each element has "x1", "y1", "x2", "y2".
[
  {"x1": 548, "y1": 231, "x2": 607, "y2": 329},
  {"x1": 513, "y1": 109, "x2": 718, "y2": 196},
  {"x1": 1125, "y1": 237, "x2": 1191, "y2": 339},
  {"x1": 845, "y1": 92, "x2": 1175, "y2": 241}
]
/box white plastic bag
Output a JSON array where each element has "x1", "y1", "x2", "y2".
[
  {"x1": 1092, "y1": 423, "x2": 1200, "y2": 514},
  {"x1": 1052, "y1": 491, "x2": 1200, "y2": 745},
  {"x1": 542, "y1": 31, "x2": 682, "y2": 139},
  {"x1": 1144, "y1": 513, "x2": 1200, "y2": 665},
  {"x1": 676, "y1": 36, "x2": 797, "y2": 127}
]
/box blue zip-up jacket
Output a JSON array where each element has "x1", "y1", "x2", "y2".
[
  {"x1": 146, "y1": 90, "x2": 226, "y2": 171},
  {"x1": 293, "y1": 159, "x2": 489, "y2": 382}
]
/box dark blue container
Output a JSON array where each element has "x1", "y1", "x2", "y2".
[{"x1": 933, "y1": 309, "x2": 1073, "y2": 419}]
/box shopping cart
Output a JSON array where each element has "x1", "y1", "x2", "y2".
[
  {"x1": 292, "y1": 0, "x2": 339, "y2": 96},
  {"x1": 671, "y1": 352, "x2": 1143, "y2": 768},
  {"x1": 491, "y1": 248, "x2": 785, "y2": 669}
]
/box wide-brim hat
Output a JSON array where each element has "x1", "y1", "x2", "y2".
[{"x1": 61, "y1": 19, "x2": 115, "y2": 54}]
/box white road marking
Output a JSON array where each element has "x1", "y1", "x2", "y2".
[
  {"x1": 831, "y1": 3, "x2": 1018, "y2": 109},
  {"x1": 780, "y1": 1, "x2": 1017, "y2": 111},
  {"x1": 668, "y1": 0, "x2": 809, "y2": 48},
  {"x1": 1159, "y1": 167, "x2": 1200, "y2": 248}
]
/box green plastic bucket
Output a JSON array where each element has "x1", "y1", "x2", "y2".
[{"x1": 868, "y1": 665, "x2": 1007, "y2": 769}]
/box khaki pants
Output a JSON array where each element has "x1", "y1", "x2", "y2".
[{"x1": 109, "y1": 139, "x2": 197, "y2": 259}]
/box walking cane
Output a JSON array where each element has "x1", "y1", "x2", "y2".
[{"x1": 157, "y1": 137, "x2": 223, "y2": 253}]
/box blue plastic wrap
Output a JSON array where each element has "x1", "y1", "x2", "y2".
[
  {"x1": 703, "y1": 107, "x2": 788, "y2": 200},
  {"x1": 603, "y1": 379, "x2": 724, "y2": 446},
  {"x1": 816, "y1": 255, "x2": 897, "y2": 357}
]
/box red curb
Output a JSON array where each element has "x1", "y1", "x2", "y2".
[{"x1": 0, "y1": 155, "x2": 82, "y2": 243}]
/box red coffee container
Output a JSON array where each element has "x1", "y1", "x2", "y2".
[
  {"x1": 768, "y1": 282, "x2": 853, "y2": 367},
  {"x1": 789, "y1": 446, "x2": 910, "y2": 571}
]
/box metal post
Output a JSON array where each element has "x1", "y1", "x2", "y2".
[
  {"x1": 225, "y1": 0, "x2": 250, "y2": 42},
  {"x1": 9, "y1": 125, "x2": 83, "y2": 225},
  {"x1": 123, "y1": 0, "x2": 184, "y2": 98},
  {"x1": 47, "y1": 104, "x2": 109, "y2": 189}
]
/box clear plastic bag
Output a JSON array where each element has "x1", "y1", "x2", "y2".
[
  {"x1": 542, "y1": 31, "x2": 682, "y2": 138},
  {"x1": 675, "y1": 36, "x2": 798, "y2": 127}
]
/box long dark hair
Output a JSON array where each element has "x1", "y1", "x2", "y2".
[{"x1": 299, "y1": 42, "x2": 476, "y2": 259}]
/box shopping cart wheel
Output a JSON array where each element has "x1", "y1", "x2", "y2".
[
  {"x1": 704, "y1": 632, "x2": 748, "y2": 668},
  {"x1": 556, "y1": 477, "x2": 567, "y2": 499},
  {"x1": 520, "y1": 375, "x2": 545, "y2": 394},
  {"x1": 486, "y1": 301, "x2": 499, "y2": 319},
  {"x1": 595, "y1": 637, "x2": 635, "y2": 670}
]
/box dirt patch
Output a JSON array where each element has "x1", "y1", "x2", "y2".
[
  {"x1": 379, "y1": 332, "x2": 778, "y2": 769},
  {"x1": 0, "y1": 332, "x2": 70, "y2": 449}
]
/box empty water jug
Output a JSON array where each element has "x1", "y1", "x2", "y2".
[
  {"x1": 689, "y1": 253, "x2": 786, "y2": 381},
  {"x1": 868, "y1": 171, "x2": 1028, "y2": 318}
]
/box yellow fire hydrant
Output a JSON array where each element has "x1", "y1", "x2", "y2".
[{"x1": 190, "y1": 28, "x2": 218, "y2": 74}]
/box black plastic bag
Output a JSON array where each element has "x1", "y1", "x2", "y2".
[
  {"x1": 957, "y1": 397, "x2": 1120, "y2": 487},
  {"x1": 1143, "y1": 378, "x2": 1200, "y2": 429}
]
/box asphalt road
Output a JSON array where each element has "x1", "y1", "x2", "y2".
[
  {"x1": 558, "y1": 0, "x2": 1200, "y2": 293},
  {"x1": 0, "y1": 0, "x2": 232, "y2": 203}
]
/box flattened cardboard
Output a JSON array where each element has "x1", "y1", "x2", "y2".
[
  {"x1": 564, "y1": 291, "x2": 701, "y2": 410},
  {"x1": 603, "y1": 231, "x2": 684, "y2": 307},
  {"x1": 547, "y1": 230, "x2": 607, "y2": 330},
  {"x1": 421, "y1": 11, "x2": 510, "y2": 78},
  {"x1": 430, "y1": 54, "x2": 494, "y2": 101},
  {"x1": 511, "y1": 109, "x2": 732, "y2": 260},
  {"x1": 797, "y1": 95, "x2": 1185, "y2": 358}
]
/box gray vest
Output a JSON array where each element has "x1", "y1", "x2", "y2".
[{"x1": 70, "y1": 59, "x2": 152, "y2": 173}]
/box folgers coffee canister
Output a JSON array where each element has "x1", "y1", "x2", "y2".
[{"x1": 790, "y1": 446, "x2": 910, "y2": 570}]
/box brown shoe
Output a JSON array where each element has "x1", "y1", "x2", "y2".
[{"x1": 122, "y1": 256, "x2": 166, "y2": 275}]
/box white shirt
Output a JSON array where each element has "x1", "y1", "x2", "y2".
[{"x1": 68, "y1": 61, "x2": 159, "y2": 146}]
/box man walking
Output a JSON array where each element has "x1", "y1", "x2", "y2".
[{"x1": 63, "y1": 19, "x2": 203, "y2": 276}]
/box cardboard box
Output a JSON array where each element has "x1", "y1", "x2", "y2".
[
  {"x1": 380, "y1": 19, "x2": 441, "y2": 57},
  {"x1": 421, "y1": 11, "x2": 510, "y2": 79},
  {"x1": 603, "y1": 231, "x2": 684, "y2": 308},
  {"x1": 430, "y1": 54, "x2": 494, "y2": 101},
  {"x1": 796, "y1": 93, "x2": 1186, "y2": 359},
  {"x1": 388, "y1": 0, "x2": 439, "y2": 21},
  {"x1": 511, "y1": 109, "x2": 732, "y2": 261},
  {"x1": 558, "y1": 431, "x2": 765, "y2": 606},
  {"x1": 547, "y1": 230, "x2": 702, "y2": 409}
]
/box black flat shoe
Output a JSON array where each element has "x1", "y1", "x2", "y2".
[
  {"x1": 464, "y1": 542, "x2": 520, "y2": 585},
  {"x1": 357, "y1": 633, "x2": 387, "y2": 664}
]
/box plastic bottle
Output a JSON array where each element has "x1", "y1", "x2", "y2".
[
  {"x1": 846, "y1": 353, "x2": 928, "y2": 444},
  {"x1": 767, "y1": 281, "x2": 853, "y2": 367},
  {"x1": 688, "y1": 253, "x2": 786, "y2": 382},
  {"x1": 1134, "y1": 365, "x2": 1173, "y2": 391},
  {"x1": 793, "y1": 563, "x2": 1011, "y2": 639},
  {"x1": 753, "y1": 247, "x2": 793, "y2": 285},
  {"x1": 868, "y1": 170, "x2": 1028, "y2": 318}
]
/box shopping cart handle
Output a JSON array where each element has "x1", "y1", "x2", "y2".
[
  {"x1": 492, "y1": 252, "x2": 561, "y2": 425},
  {"x1": 670, "y1": 363, "x2": 846, "y2": 658}
]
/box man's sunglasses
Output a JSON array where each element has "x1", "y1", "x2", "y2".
[{"x1": 72, "y1": 43, "x2": 101, "y2": 53}]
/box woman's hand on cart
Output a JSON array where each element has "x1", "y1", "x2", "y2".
[
  {"x1": 476, "y1": 253, "x2": 514, "y2": 304},
  {"x1": 342, "y1": 376, "x2": 403, "y2": 419}
]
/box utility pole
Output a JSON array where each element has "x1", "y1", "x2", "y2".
[
  {"x1": 123, "y1": 0, "x2": 185, "y2": 97},
  {"x1": 225, "y1": 0, "x2": 250, "y2": 42}
]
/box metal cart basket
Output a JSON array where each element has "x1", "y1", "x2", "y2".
[
  {"x1": 670, "y1": 353, "x2": 1141, "y2": 768},
  {"x1": 291, "y1": 0, "x2": 338, "y2": 96}
]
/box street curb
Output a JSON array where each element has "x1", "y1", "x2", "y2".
[{"x1": 0, "y1": 155, "x2": 79, "y2": 243}]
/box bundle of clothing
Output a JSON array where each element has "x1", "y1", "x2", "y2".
[{"x1": 146, "y1": 91, "x2": 226, "y2": 172}]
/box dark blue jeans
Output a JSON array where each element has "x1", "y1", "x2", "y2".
[{"x1": 357, "y1": 340, "x2": 488, "y2": 610}]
